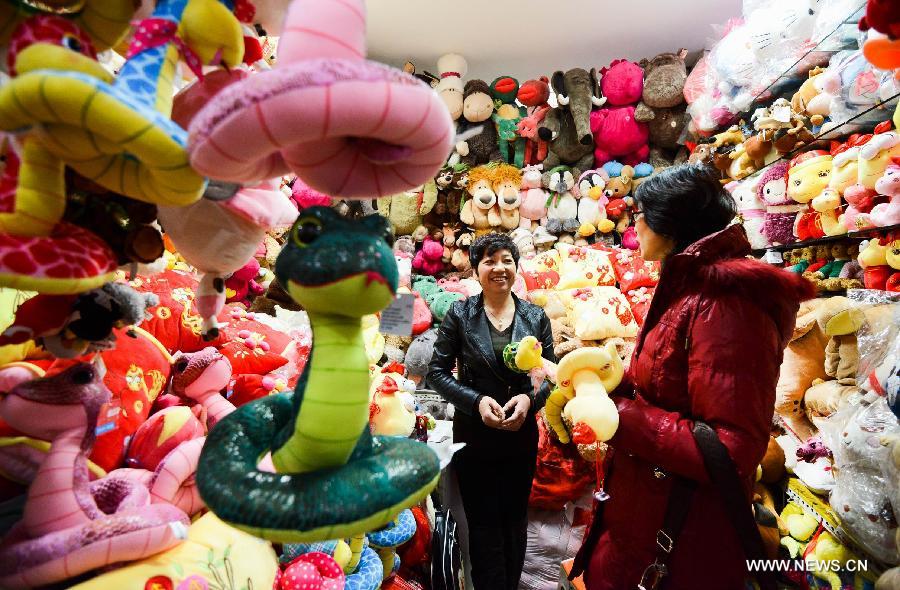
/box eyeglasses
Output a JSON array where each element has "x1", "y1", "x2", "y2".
[{"x1": 633, "y1": 208, "x2": 644, "y2": 220}]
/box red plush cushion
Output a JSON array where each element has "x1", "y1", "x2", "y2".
[
  {"x1": 520, "y1": 269, "x2": 561, "y2": 291},
  {"x1": 625, "y1": 287, "x2": 655, "y2": 327},
  {"x1": 529, "y1": 416, "x2": 594, "y2": 511},
  {"x1": 607, "y1": 248, "x2": 660, "y2": 292},
  {"x1": 48, "y1": 326, "x2": 171, "y2": 472},
  {"x1": 129, "y1": 270, "x2": 226, "y2": 354},
  {"x1": 216, "y1": 308, "x2": 290, "y2": 375}
]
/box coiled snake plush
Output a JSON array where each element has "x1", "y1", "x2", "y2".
[{"x1": 197, "y1": 207, "x2": 440, "y2": 542}]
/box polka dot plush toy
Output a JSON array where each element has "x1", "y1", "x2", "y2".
[{"x1": 276, "y1": 552, "x2": 345, "y2": 590}]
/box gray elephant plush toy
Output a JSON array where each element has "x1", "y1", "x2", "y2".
[{"x1": 538, "y1": 68, "x2": 602, "y2": 185}]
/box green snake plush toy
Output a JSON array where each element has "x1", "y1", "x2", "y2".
[{"x1": 197, "y1": 207, "x2": 440, "y2": 542}]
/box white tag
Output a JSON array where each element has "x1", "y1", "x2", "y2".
[
  {"x1": 379, "y1": 293, "x2": 415, "y2": 336},
  {"x1": 763, "y1": 250, "x2": 783, "y2": 264},
  {"x1": 771, "y1": 105, "x2": 791, "y2": 124}
]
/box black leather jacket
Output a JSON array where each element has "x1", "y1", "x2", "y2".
[{"x1": 427, "y1": 293, "x2": 556, "y2": 451}]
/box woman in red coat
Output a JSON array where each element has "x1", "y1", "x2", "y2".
[{"x1": 577, "y1": 164, "x2": 814, "y2": 590}]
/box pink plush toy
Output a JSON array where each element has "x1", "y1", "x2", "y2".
[
  {"x1": 226, "y1": 258, "x2": 266, "y2": 306},
  {"x1": 870, "y1": 160, "x2": 900, "y2": 227},
  {"x1": 291, "y1": 178, "x2": 332, "y2": 210},
  {"x1": 621, "y1": 226, "x2": 639, "y2": 250},
  {"x1": 412, "y1": 237, "x2": 445, "y2": 276},
  {"x1": 842, "y1": 184, "x2": 878, "y2": 231},
  {"x1": 590, "y1": 60, "x2": 650, "y2": 167},
  {"x1": 0, "y1": 364, "x2": 190, "y2": 589},
  {"x1": 111, "y1": 348, "x2": 238, "y2": 517},
  {"x1": 188, "y1": 0, "x2": 454, "y2": 198},
  {"x1": 518, "y1": 163, "x2": 549, "y2": 229}
]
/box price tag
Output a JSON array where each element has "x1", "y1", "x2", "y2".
[
  {"x1": 95, "y1": 398, "x2": 121, "y2": 436},
  {"x1": 379, "y1": 293, "x2": 415, "y2": 336},
  {"x1": 763, "y1": 249, "x2": 783, "y2": 265}
]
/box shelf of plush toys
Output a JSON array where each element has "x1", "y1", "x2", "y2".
[
  {"x1": 684, "y1": 0, "x2": 898, "y2": 141},
  {"x1": 757, "y1": 285, "x2": 900, "y2": 588}
]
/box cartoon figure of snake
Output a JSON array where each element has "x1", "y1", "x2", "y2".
[
  {"x1": 0, "y1": 363, "x2": 190, "y2": 589},
  {"x1": 197, "y1": 207, "x2": 441, "y2": 543}
]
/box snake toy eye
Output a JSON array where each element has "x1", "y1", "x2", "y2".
[
  {"x1": 292, "y1": 217, "x2": 323, "y2": 247},
  {"x1": 72, "y1": 367, "x2": 94, "y2": 384},
  {"x1": 61, "y1": 34, "x2": 83, "y2": 53},
  {"x1": 174, "y1": 358, "x2": 188, "y2": 373}
]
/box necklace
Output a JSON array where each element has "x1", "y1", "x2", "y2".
[{"x1": 485, "y1": 300, "x2": 514, "y2": 330}]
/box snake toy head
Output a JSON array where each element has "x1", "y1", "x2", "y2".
[{"x1": 275, "y1": 207, "x2": 398, "y2": 317}]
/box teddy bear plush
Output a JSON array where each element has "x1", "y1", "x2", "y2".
[
  {"x1": 491, "y1": 163, "x2": 523, "y2": 230},
  {"x1": 591, "y1": 59, "x2": 650, "y2": 167},
  {"x1": 635, "y1": 50, "x2": 690, "y2": 170},
  {"x1": 455, "y1": 79, "x2": 502, "y2": 167},
  {"x1": 643, "y1": 104, "x2": 690, "y2": 171},
  {"x1": 602, "y1": 162, "x2": 636, "y2": 234},
  {"x1": 377, "y1": 181, "x2": 438, "y2": 236},
  {"x1": 460, "y1": 165, "x2": 501, "y2": 235},
  {"x1": 426, "y1": 165, "x2": 467, "y2": 238},
  {"x1": 451, "y1": 231, "x2": 475, "y2": 272},
  {"x1": 539, "y1": 68, "x2": 600, "y2": 182}
]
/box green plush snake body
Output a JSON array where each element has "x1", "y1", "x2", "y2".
[{"x1": 197, "y1": 207, "x2": 440, "y2": 542}]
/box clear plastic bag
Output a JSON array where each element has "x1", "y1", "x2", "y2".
[
  {"x1": 820, "y1": 395, "x2": 900, "y2": 565},
  {"x1": 849, "y1": 289, "x2": 900, "y2": 396}
]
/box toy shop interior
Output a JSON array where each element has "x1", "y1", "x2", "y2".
[{"x1": 0, "y1": 0, "x2": 898, "y2": 589}]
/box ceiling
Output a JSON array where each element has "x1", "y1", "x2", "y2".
[{"x1": 363, "y1": 0, "x2": 743, "y2": 82}]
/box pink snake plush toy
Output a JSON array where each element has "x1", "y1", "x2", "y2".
[
  {"x1": 187, "y1": 0, "x2": 454, "y2": 198},
  {"x1": 0, "y1": 363, "x2": 190, "y2": 589},
  {"x1": 110, "y1": 347, "x2": 237, "y2": 517}
]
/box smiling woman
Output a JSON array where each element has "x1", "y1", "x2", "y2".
[{"x1": 427, "y1": 232, "x2": 556, "y2": 590}]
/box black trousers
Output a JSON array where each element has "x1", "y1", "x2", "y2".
[{"x1": 454, "y1": 443, "x2": 537, "y2": 590}]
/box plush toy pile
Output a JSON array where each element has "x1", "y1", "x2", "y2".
[
  {"x1": 0, "y1": 0, "x2": 455, "y2": 588},
  {"x1": 0, "y1": 0, "x2": 899, "y2": 588}
]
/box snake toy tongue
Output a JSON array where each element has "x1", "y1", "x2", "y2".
[{"x1": 197, "y1": 206, "x2": 440, "y2": 543}]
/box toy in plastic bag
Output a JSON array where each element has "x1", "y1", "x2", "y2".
[
  {"x1": 820, "y1": 394, "x2": 900, "y2": 565},
  {"x1": 852, "y1": 289, "x2": 900, "y2": 420}
]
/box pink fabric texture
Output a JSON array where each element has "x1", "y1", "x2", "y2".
[
  {"x1": 0, "y1": 365, "x2": 189, "y2": 589},
  {"x1": 188, "y1": 0, "x2": 453, "y2": 198}
]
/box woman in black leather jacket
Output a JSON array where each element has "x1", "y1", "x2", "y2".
[{"x1": 427, "y1": 233, "x2": 555, "y2": 590}]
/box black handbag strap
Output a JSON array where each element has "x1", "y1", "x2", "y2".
[
  {"x1": 692, "y1": 422, "x2": 776, "y2": 590},
  {"x1": 570, "y1": 422, "x2": 777, "y2": 590},
  {"x1": 569, "y1": 449, "x2": 616, "y2": 579}
]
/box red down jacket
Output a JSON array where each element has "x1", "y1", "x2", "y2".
[{"x1": 584, "y1": 225, "x2": 814, "y2": 590}]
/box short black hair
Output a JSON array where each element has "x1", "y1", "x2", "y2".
[
  {"x1": 633, "y1": 163, "x2": 737, "y2": 253},
  {"x1": 470, "y1": 232, "x2": 520, "y2": 269}
]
